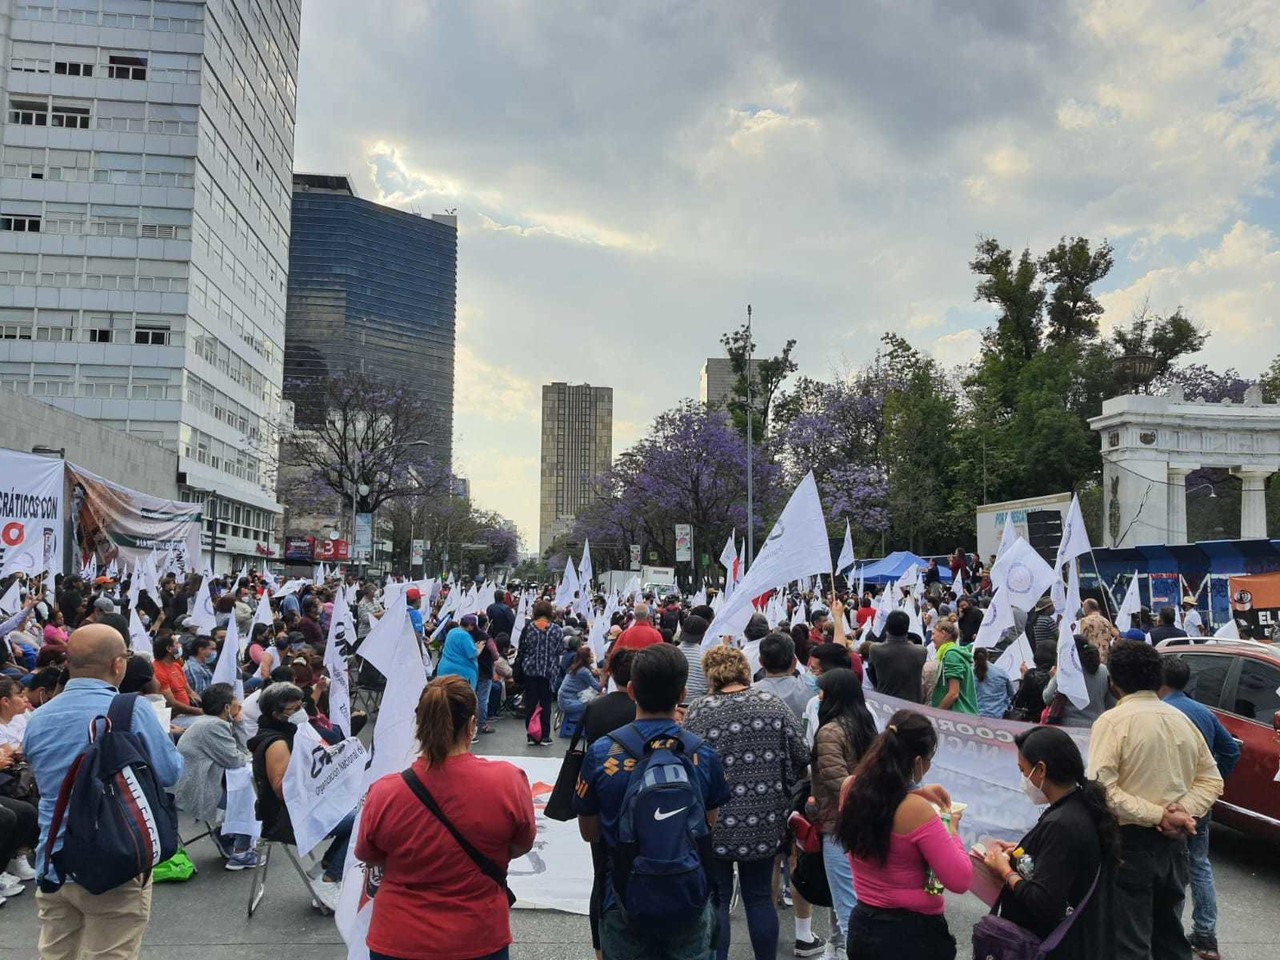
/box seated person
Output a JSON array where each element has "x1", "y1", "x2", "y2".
[{"x1": 175, "y1": 683, "x2": 256, "y2": 869}]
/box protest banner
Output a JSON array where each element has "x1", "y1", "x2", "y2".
[
  {"x1": 283, "y1": 721, "x2": 368, "y2": 857},
  {"x1": 863, "y1": 691, "x2": 1091, "y2": 846},
  {"x1": 0, "y1": 448, "x2": 64, "y2": 579},
  {"x1": 1228, "y1": 571, "x2": 1280, "y2": 636},
  {"x1": 66, "y1": 462, "x2": 201, "y2": 572}
]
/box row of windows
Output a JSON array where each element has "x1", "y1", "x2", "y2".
[
  {"x1": 187, "y1": 306, "x2": 281, "y2": 407},
  {"x1": 185, "y1": 371, "x2": 265, "y2": 443},
  {"x1": 2, "y1": 214, "x2": 190, "y2": 241},
  {"x1": 14, "y1": 1, "x2": 203, "y2": 34},
  {"x1": 7, "y1": 96, "x2": 199, "y2": 135},
  {"x1": 180, "y1": 422, "x2": 266, "y2": 488},
  {"x1": 200, "y1": 67, "x2": 290, "y2": 213},
  {"x1": 2, "y1": 145, "x2": 195, "y2": 187},
  {"x1": 9, "y1": 44, "x2": 159, "y2": 82},
  {"x1": 197, "y1": 178, "x2": 285, "y2": 282},
  {"x1": 181, "y1": 485, "x2": 275, "y2": 541},
  {"x1": 0, "y1": 322, "x2": 173, "y2": 346},
  {"x1": 190, "y1": 247, "x2": 284, "y2": 341},
  {"x1": 187, "y1": 268, "x2": 280, "y2": 373},
  {"x1": 203, "y1": 8, "x2": 295, "y2": 158},
  {"x1": 0, "y1": 252, "x2": 188, "y2": 291},
  {"x1": 208, "y1": 0, "x2": 298, "y2": 116},
  {"x1": 193, "y1": 211, "x2": 282, "y2": 303}
]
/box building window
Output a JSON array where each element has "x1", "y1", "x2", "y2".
[
  {"x1": 50, "y1": 103, "x2": 91, "y2": 129},
  {"x1": 135, "y1": 325, "x2": 170, "y2": 345},
  {"x1": 107, "y1": 55, "x2": 148, "y2": 81},
  {"x1": 0, "y1": 323, "x2": 33, "y2": 340},
  {"x1": 9, "y1": 99, "x2": 47, "y2": 126},
  {"x1": 0, "y1": 216, "x2": 41, "y2": 233},
  {"x1": 54, "y1": 61, "x2": 94, "y2": 77},
  {"x1": 88, "y1": 328, "x2": 112, "y2": 343},
  {"x1": 35, "y1": 327, "x2": 74, "y2": 342}
]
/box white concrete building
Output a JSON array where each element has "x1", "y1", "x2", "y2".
[{"x1": 0, "y1": 0, "x2": 300, "y2": 567}]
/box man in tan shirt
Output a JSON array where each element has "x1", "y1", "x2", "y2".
[{"x1": 1087, "y1": 640, "x2": 1223, "y2": 960}]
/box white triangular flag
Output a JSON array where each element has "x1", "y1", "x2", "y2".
[
  {"x1": 187, "y1": 575, "x2": 218, "y2": 634},
  {"x1": 1055, "y1": 609, "x2": 1091, "y2": 710},
  {"x1": 128, "y1": 606, "x2": 151, "y2": 657},
  {"x1": 0, "y1": 579, "x2": 20, "y2": 615},
  {"x1": 578, "y1": 539, "x2": 593, "y2": 591},
  {"x1": 975, "y1": 587, "x2": 1015, "y2": 649},
  {"x1": 703, "y1": 473, "x2": 830, "y2": 646},
  {"x1": 989, "y1": 538, "x2": 1059, "y2": 612},
  {"x1": 836, "y1": 520, "x2": 855, "y2": 576},
  {"x1": 323, "y1": 601, "x2": 354, "y2": 737},
  {"x1": 554, "y1": 557, "x2": 579, "y2": 610},
  {"x1": 210, "y1": 611, "x2": 243, "y2": 700},
  {"x1": 996, "y1": 513, "x2": 1018, "y2": 561},
  {"x1": 1116, "y1": 572, "x2": 1142, "y2": 633},
  {"x1": 253, "y1": 592, "x2": 273, "y2": 628},
  {"x1": 1055, "y1": 495, "x2": 1091, "y2": 571},
  {"x1": 1213, "y1": 619, "x2": 1239, "y2": 640}
]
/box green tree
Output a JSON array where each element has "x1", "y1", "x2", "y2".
[
  {"x1": 720, "y1": 320, "x2": 797, "y2": 439},
  {"x1": 1112, "y1": 306, "x2": 1208, "y2": 379},
  {"x1": 1039, "y1": 236, "x2": 1114, "y2": 344},
  {"x1": 971, "y1": 238, "x2": 1045, "y2": 364},
  {"x1": 1259, "y1": 355, "x2": 1280, "y2": 401}
]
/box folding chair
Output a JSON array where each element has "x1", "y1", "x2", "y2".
[
  {"x1": 246, "y1": 839, "x2": 333, "y2": 917},
  {"x1": 351, "y1": 657, "x2": 386, "y2": 719}
]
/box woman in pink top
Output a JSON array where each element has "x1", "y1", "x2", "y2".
[{"x1": 837, "y1": 710, "x2": 971, "y2": 960}]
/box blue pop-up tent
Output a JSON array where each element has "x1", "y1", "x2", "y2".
[{"x1": 855, "y1": 551, "x2": 953, "y2": 585}]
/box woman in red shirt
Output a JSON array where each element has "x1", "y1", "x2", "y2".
[{"x1": 355, "y1": 675, "x2": 536, "y2": 960}]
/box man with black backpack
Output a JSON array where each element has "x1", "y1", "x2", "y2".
[
  {"x1": 23, "y1": 623, "x2": 183, "y2": 960},
  {"x1": 574, "y1": 642, "x2": 730, "y2": 960}
]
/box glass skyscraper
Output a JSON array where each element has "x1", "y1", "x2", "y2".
[{"x1": 284, "y1": 173, "x2": 456, "y2": 467}]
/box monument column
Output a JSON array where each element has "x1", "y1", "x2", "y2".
[
  {"x1": 1236, "y1": 469, "x2": 1273, "y2": 539},
  {"x1": 1167, "y1": 467, "x2": 1192, "y2": 545}
]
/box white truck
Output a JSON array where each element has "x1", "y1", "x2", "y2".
[{"x1": 641, "y1": 565, "x2": 677, "y2": 595}]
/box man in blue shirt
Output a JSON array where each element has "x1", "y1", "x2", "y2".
[
  {"x1": 24, "y1": 623, "x2": 184, "y2": 959},
  {"x1": 1161, "y1": 657, "x2": 1241, "y2": 960},
  {"x1": 574, "y1": 643, "x2": 730, "y2": 960}
]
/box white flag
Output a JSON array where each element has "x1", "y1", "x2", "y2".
[
  {"x1": 554, "y1": 557, "x2": 579, "y2": 610},
  {"x1": 253, "y1": 592, "x2": 274, "y2": 628},
  {"x1": 210, "y1": 611, "x2": 243, "y2": 700},
  {"x1": 974, "y1": 587, "x2": 1015, "y2": 649},
  {"x1": 187, "y1": 575, "x2": 218, "y2": 634},
  {"x1": 703, "y1": 473, "x2": 831, "y2": 646},
  {"x1": 1213, "y1": 618, "x2": 1239, "y2": 640},
  {"x1": 0, "y1": 579, "x2": 20, "y2": 616},
  {"x1": 283, "y1": 720, "x2": 367, "y2": 857},
  {"x1": 128, "y1": 606, "x2": 152, "y2": 657},
  {"x1": 995, "y1": 632, "x2": 1034, "y2": 677},
  {"x1": 1116, "y1": 572, "x2": 1141, "y2": 633},
  {"x1": 836, "y1": 520, "x2": 855, "y2": 576},
  {"x1": 719, "y1": 533, "x2": 737, "y2": 598},
  {"x1": 1055, "y1": 611, "x2": 1091, "y2": 710},
  {"x1": 578, "y1": 539, "x2": 593, "y2": 590},
  {"x1": 324, "y1": 602, "x2": 355, "y2": 738},
  {"x1": 1055, "y1": 495, "x2": 1091, "y2": 570},
  {"x1": 989, "y1": 538, "x2": 1058, "y2": 612},
  {"x1": 1064, "y1": 559, "x2": 1082, "y2": 629},
  {"x1": 996, "y1": 513, "x2": 1017, "y2": 561}
]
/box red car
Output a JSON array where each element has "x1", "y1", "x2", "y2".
[{"x1": 1159, "y1": 642, "x2": 1280, "y2": 841}]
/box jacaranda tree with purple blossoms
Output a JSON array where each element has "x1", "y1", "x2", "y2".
[{"x1": 571, "y1": 401, "x2": 783, "y2": 587}]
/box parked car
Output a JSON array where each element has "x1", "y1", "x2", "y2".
[{"x1": 1158, "y1": 641, "x2": 1280, "y2": 841}]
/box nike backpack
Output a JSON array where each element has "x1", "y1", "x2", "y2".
[
  {"x1": 40, "y1": 692, "x2": 178, "y2": 894},
  {"x1": 607, "y1": 724, "x2": 711, "y2": 928}
]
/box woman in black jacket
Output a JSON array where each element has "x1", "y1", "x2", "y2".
[
  {"x1": 1009, "y1": 640, "x2": 1055, "y2": 721},
  {"x1": 981, "y1": 726, "x2": 1118, "y2": 960}
]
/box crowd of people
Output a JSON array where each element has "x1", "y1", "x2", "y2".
[{"x1": 0, "y1": 557, "x2": 1247, "y2": 960}]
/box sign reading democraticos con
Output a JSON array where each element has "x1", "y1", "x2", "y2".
[{"x1": 0, "y1": 448, "x2": 64, "y2": 579}]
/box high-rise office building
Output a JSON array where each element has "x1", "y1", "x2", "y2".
[
  {"x1": 700, "y1": 357, "x2": 762, "y2": 410},
  {"x1": 540, "y1": 382, "x2": 612, "y2": 553},
  {"x1": 284, "y1": 173, "x2": 456, "y2": 467},
  {"x1": 0, "y1": 0, "x2": 301, "y2": 568}
]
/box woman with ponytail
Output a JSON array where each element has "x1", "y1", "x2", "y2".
[
  {"x1": 980, "y1": 726, "x2": 1118, "y2": 960},
  {"x1": 355, "y1": 676, "x2": 536, "y2": 960},
  {"x1": 836, "y1": 709, "x2": 971, "y2": 959}
]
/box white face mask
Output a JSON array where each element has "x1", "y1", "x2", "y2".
[
  {"x1": 288, "y1": 711, "x2": 309, "y2": 727},
  {"x1": 1020, "y1": 770, "x2": 1049, "y2": 806}
]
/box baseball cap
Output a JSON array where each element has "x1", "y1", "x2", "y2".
[
  {"x1": 460, "y1": 614, "x2": 478, "y2": 628},
  {"x1": 405, "y1": 587, "x2": 421, "y2": 602},
  {"x1": 1121, "y1": 628, "x2": 1147, "y2": 642},
  {"x1": 93, "y1": 596, "x2": 118, "y2": 614}
]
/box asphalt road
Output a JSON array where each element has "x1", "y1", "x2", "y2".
[{"x1": 6, "y1": 708, "x2": 1280, "y2": 959}]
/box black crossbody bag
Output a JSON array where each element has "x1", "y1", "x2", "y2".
[{"x1": 400, "y1": 769, "x2": 517, "y2": 906}]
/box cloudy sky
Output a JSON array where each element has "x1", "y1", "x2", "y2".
[{"x1": 292, "y1": 0, "x2": 1280, "y2": 549}]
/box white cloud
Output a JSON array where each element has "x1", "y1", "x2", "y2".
[{"x1": 929, "y1": 329, "x2": 985, "y2": 366}]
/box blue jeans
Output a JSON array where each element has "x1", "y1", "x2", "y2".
[
  {"x1": 1186, "y1": 812, "x2": 1217, "y2": 939},
  {"x1": 321, "y1": 811, "x2": 356, "y2": 881},
  {"x1": 822, "y1": 832, "x2": 857, "y2": 941},
  {"x1": 710, "y1": 857, "x2": 778, "y2": 960},
  {"x1": 476, "y1": 677, "x2": 493, "y2": 727}
]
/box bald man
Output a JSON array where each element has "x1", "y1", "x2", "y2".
[{"x1": 23, "y1": 623, "x2": 183, "y2": 960}]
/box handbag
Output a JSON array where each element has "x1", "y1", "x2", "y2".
[
  {"x1": 544, "y1": 717, "x2": 586, "y2": 822},
  {"x1": 400, "y1": 769, "x2": 517, "y2": 907},
  {"x1": 972, "y1": 867, "x2": 1100, "y2": 960},
  {"x1": 0, "y1": 759, "x2": 38, "y2": 801}
]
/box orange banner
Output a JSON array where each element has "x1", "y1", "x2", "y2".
[{"x1": 1228, "y1": 572, "x2": 1280, "y2": 635}]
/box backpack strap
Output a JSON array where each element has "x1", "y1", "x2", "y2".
[
  {"x1": 605, "y1": 723, "x2": 648, "y2": 761},
  {"x1": 106, "y1": 692, "x2": 139, "y2": 735},
  {"x1": 37, "y1": 752, "x2": 85, "y2": 890}
]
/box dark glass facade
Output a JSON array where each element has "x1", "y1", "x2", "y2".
[{"x1": 284, "y1": 175, "x2": 456, "y2": 467}]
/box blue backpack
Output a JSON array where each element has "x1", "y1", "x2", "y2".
[
  {"x1": 607, "y1": 724, "x2": 711, "y2": 927},
  {"x1": 40, "y1": 693, "x2": 178, "y2": 895}
]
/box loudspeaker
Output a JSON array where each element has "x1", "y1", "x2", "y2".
[{"x1": 1026, "y1": 510, "x2": 1063, "y2": 564}]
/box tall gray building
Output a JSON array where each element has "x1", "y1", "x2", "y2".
[
  {"x1": 700, "y1": 357, "x2": 762, "y2": 410},
  {"x1": 0, "y1": 0, "x2": 301, "y2": 569},
  {"x1": 539, "y1": 382, "x2": 612, "y2": 553}
]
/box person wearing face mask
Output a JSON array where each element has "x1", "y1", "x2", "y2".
[
  {"x1": 247, "y1": 681, "x2": 354, "y2": 910},
  {"x1": 837, "y1": 710, "x2": 971, "y2": 960},
  {"x1": 153, "y1": 631, "x2": 203, "y2": 730},
  {"x1": 981, "y1": 726, "x2": 1119, "y2": 960},
  {"x1": 23, "y1": 624, "x2": 183, "y2": 952}
]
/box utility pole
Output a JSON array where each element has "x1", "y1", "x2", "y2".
[{"x1": 745, "y1": 303, "x2": 754, "y2": 569}]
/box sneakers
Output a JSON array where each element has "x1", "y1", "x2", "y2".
[
  {"x1": 780, "y1": 886, "x2": 793, "y2": 908},
  {"x1": 6, "y1": 858, "x2": 35, "y2": 882},
  {"x1": 314, "y1": 878, "x2": 341, "y2": 913},
  {"x1": 209, "y1": 832, "x2": 235, "y2": 859},
  {"x1": 0, "y1": 873, "x2": 24, "y2": 898},
  {"x1": 224, "y1": 850, "x2": 260, "y2": 871},
  {"x1": 795, "y1": 934, "x2": 826, "y2": 957},
  {"x1": 1190, "y1": 933, "x2": 1221, "y2": 960}
]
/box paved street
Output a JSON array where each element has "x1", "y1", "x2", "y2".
[{"x1": 6, "y1": 709, "x2": 1280, "y2": 959}]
